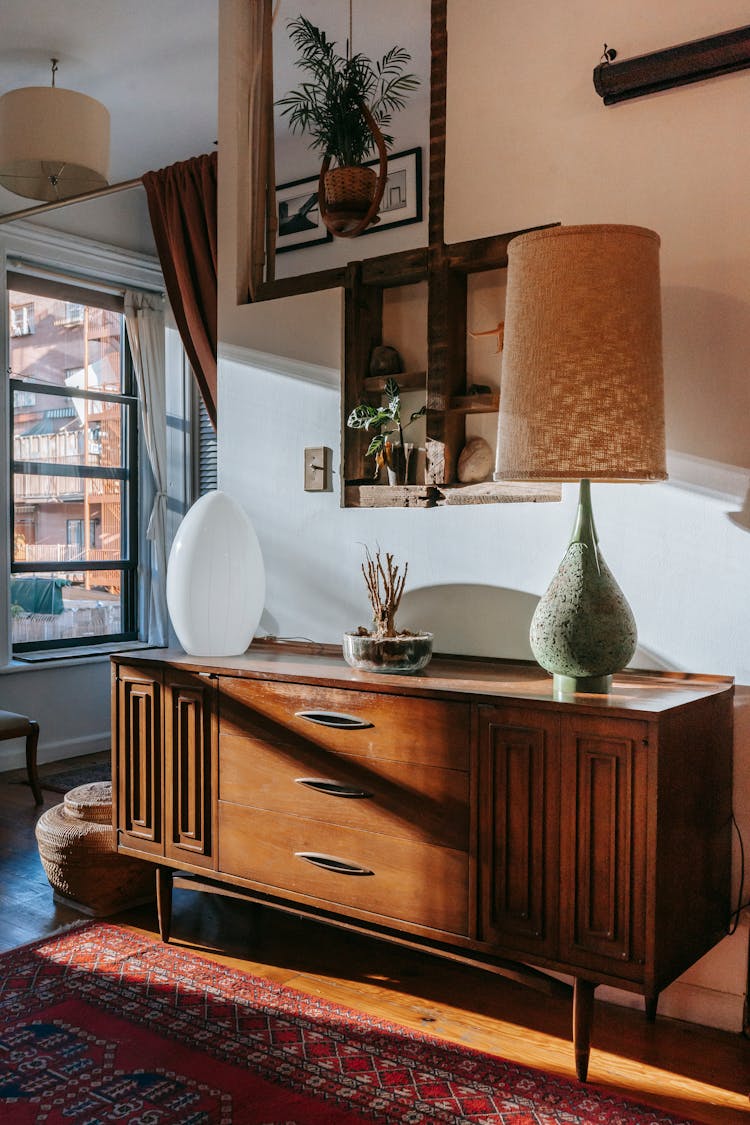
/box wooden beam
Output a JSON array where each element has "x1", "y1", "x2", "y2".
[
  {"x1": 256, "y1": 266, "x2": 349, "y2": 302},
  {"x1": 345, "y1": 484, "x2": 439, "y2": 508},
  {"x1": 593, "y1": 24, "x2": 750, "y2": 105},
  {"x1": 361, "y1": 247, "x2": 429, "y2": 288},
  {"x1": 445, "y1": 223, "x2": 560, "y2": 273},
  {"x1": 426, "y1": 267, "x2": 466, "y2": 485},
  {"x1": 342, "y1": 263, "x2": 383, "y2": 486},
  {"x1": 428, "y1": 0, "x2": 448, "y2": 250}
]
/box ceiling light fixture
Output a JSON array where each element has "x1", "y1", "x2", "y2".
[{"x1": 0, "y1": 58, "x2": 110, "y2": 202}]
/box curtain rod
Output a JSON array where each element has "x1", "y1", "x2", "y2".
[
  {"x1": 0, "y1": 176, "x2": 143, "y2": 227},
  {"x1": 8, "y1": 260, "x2": 164, "y2": 299}
]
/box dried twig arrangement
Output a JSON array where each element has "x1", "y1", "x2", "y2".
[{"x1": 361, "y1": 547, "x2": 408, "y2": 639}]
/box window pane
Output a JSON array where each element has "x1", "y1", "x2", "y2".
[
  {"x1": 8, "y1": 275, "x2": 137, "y2": 651},
  {"x1": 9, "y1": 287, "x2": 124, "y2": 393},
  {"x1": 13, "y1": 474, "x2": 123, "y2": 564},
  {"x1": 11, "y1": 571, "x2": 124, "y2": 646},
  {"x1": 13, "y1": 389, "x2": 126, "y2": 470}
]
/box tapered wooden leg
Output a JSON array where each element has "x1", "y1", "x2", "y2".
[
  {"x1": 25, "y1": 722, "x2": 42, "y2": 806},
  {"x1": 573, "y1": 978, "x2": 596, "y2": 1081},
  {"x1": 156, "y1": 866, "x2": 173, "y2": 943},
  {"x1": 645, "y1": 992, "x2": 659, "y2": 1022}
]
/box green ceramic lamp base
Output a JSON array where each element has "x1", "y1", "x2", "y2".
[
  {"x1": 530, "y1": 479, "x2": 637, "y2": 696},
  {"x1": 553, "y1": 672, "x2": 612, "y2": 697}
]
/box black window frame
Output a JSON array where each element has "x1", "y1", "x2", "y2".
[{"x1": 9, "y1": 281, "x2": 139, "y2": 653}]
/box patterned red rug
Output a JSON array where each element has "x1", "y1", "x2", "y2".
[{"x1": 0, "y1": 922, "x2": 696, "y2": 1124}]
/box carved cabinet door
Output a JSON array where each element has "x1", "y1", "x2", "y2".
[
  {"x1": 163, "y1": 670, "x2": 216, "y2": 869},
  {"x1": 558, "y1": 714, "x2": 650, "y2": 981},
  {"x1": 114, "y1": 664, "x2": 164, "y2": 856},
  {"x1": 478, "y1": 705, "x2": 560, "y2": 958}
]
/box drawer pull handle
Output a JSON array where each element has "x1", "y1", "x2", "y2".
[
  {"x1": 295, "y1": 778, "x2": 373, "y2": 799},
  {"x1": 294, "y1": 851, "x2": 374, "y2": 876},
  {"x1": 295, "y1": 709, "x2": 373, "y2": 730}
]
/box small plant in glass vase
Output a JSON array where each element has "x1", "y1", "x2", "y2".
[
  {"x1": 343, "y1": 546, "x2": 433, "y2": 674},
  {"x1": 347, "y1": 378, "x2": 425, "y2": 484}
]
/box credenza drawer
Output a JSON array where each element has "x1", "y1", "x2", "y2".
[
  {"x1": 218, "y1": 802, "x2": 469, "y2": 935},
  {"x1": 218, "y1": 677, "x2": 470, "y2": 769},
  {"x1": 218, "y1": 731, "x2": 469, "y2": 851}
]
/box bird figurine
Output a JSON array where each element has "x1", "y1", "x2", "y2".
[{"x1": 469, "y1": 320, "x2": 504, "y2": 353}]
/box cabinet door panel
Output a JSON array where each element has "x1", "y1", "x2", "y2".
[
  {"x1": 164, "y1": 672, "x2": 216, "y2": 869},
  {"x1": 559, "y1": 715, "x2": 648, "y2": 979},
  {"x1": 115, "y1": 665, "x2": 163, "y2": 856},
  {"x1": 478, "y1": 706, "x2": 560, "y2": 957}
]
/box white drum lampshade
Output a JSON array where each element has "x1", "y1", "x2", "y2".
[
  {"x1": 0, "y1": 85, "x2": 110, "y2": 201},
  {"x1": 166, "y1": 492, "x2": 266, "y2": 657}
]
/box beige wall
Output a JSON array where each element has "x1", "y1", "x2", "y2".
[
  {"x1": 217, "y1": 0, "x2": 750, "y2": 1031},
  {"x1": 446, "y1": 0, "x2": 750, "y2": 469}
]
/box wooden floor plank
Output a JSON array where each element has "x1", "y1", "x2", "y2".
[{"x1": 0, "y1": 764, "x2": 747, "y2": 1124}]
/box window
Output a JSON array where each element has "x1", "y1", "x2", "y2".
[
  {"x1": 8, "y1": 274, "x2": 138, "y2": 652},
  {"x1": 63, "y1": 302, "x2": 85, "y2": 325},
  {"x1": 196, "y1": 394, "x2": 217, "y2": 495},
  {"x1": 10, "y1": 302, "x2": 34, "y2": 336}
]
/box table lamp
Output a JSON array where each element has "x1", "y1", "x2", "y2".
[{"x1": 494, "y1": 224, "x2": 667, "y2": 695}]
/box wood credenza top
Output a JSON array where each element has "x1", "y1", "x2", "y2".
[{"x1": 112, "y1": 643, "x2": 733, "y2": 718}]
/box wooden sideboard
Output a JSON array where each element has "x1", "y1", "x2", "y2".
[{"x1": 111, "y1": 646, "x2": 734, "y2": 1080}]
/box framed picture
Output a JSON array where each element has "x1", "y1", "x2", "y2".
[
  {"x1": 275, "y1": 174, "x2": 332, "y2": 254},
  {"x1": 361, "y1": 146, "x2": 422, "y2": 236}
]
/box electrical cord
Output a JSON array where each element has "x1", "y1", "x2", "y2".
[{"x1": 726, "y1": 810, "x2": 747, "y2": 936}]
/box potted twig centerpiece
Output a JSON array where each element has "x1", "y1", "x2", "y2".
[
  {"x1": 277, "y1": 16, "x2": 419, "y2": 236},
  {"x1": 343, "y1": 547, "x2": 433, "y2": 673}
]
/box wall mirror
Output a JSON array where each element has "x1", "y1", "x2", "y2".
[
  {"x1": 269, "y1": 0, "x2": 431, "y2": 286},
  {"x1": 227, "y1": 0, "x2": 560, "y2": 509}
]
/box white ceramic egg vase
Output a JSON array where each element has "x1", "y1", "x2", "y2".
[{"x1": 166, "y1": 491, "x2": 265, "y2": 657}]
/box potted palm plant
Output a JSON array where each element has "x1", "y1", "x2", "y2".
[{"x1": 277, "y1": 16, "x2": 419, "y2": 227}]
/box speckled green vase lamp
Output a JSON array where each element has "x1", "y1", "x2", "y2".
[{"x1": 494, "y1": 224, "x2": 667, "y2": 696}]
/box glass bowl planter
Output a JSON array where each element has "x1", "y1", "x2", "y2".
[{"x1": 342, "y1": 631, "x2": 433, "y2": 675}]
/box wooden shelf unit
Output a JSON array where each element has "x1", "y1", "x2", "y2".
[
  {"x1": 341, "y1": 230, "x2": 561, "y2": 508},
  {"x1": 363, "y1": 369, "x2": 426, "y2": 395},
  {"x1": 449, "y1": 392, "x2": 500, "y2": 414}
]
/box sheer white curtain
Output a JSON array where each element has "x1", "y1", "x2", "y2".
[{"x1": 125, "y1": 291, "x2": 168, "y2": 646}]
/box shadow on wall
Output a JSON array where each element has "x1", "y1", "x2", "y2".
[
  {"x1": 728, "y1": 491, "x2": 750, "y2": 532},
  {"x1": 399, "y1": 583, "x2": 680, "y2": 671},
  {"x1": 662, "y1": 286, "x2": 750, "y2": 471},
  {"x1": 399, "y1": 584, "x2": 538, "y2": 660}
]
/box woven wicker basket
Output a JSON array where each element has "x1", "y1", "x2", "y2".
[
  {"x1": 35, "y1": 781, "x2": 154, "y2": 916},
  {"x1": 324, "y1": 165, "x2": 376, "y2": 211}
]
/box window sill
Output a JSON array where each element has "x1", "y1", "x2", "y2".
[{"x1": 0, "y1": 641, "x2": 163, "y2": 674}]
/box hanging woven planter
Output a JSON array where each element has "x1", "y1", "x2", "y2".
[
  {"x1": 318, "y1": 101, "x2": 388, "y2": 238},
  {"x1": 324, "y1": 165, "x2": 376, "y2": 211},
  {"x1": 277, "y1": 15, "x2": 419, "y2": 240}
]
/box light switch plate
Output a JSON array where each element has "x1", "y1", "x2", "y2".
[{"x1": 304, "y1": 446, "x2": 331, "y2": 491}]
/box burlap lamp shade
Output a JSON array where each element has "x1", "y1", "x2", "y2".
[
  {"x1": 495, "y1": 224, "x2": 667, "y2": 483},
  {"x1": 495, "y1": 224, "x2": 667, "y2": 696},
  {"x1": 0, "y1": 85, "x2": 110, "y2": 202}
]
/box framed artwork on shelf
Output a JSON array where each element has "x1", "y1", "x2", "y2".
[
  {"x1": 276, "y1": 175, "x2": 332, "y2": 253},
  {"x1": 362, "y1": 146, "x2": 422, "y2": 236}
]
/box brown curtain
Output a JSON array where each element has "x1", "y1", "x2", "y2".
[{"x1": 142, "y1": 152, "x2": 218, "y2": 427}]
